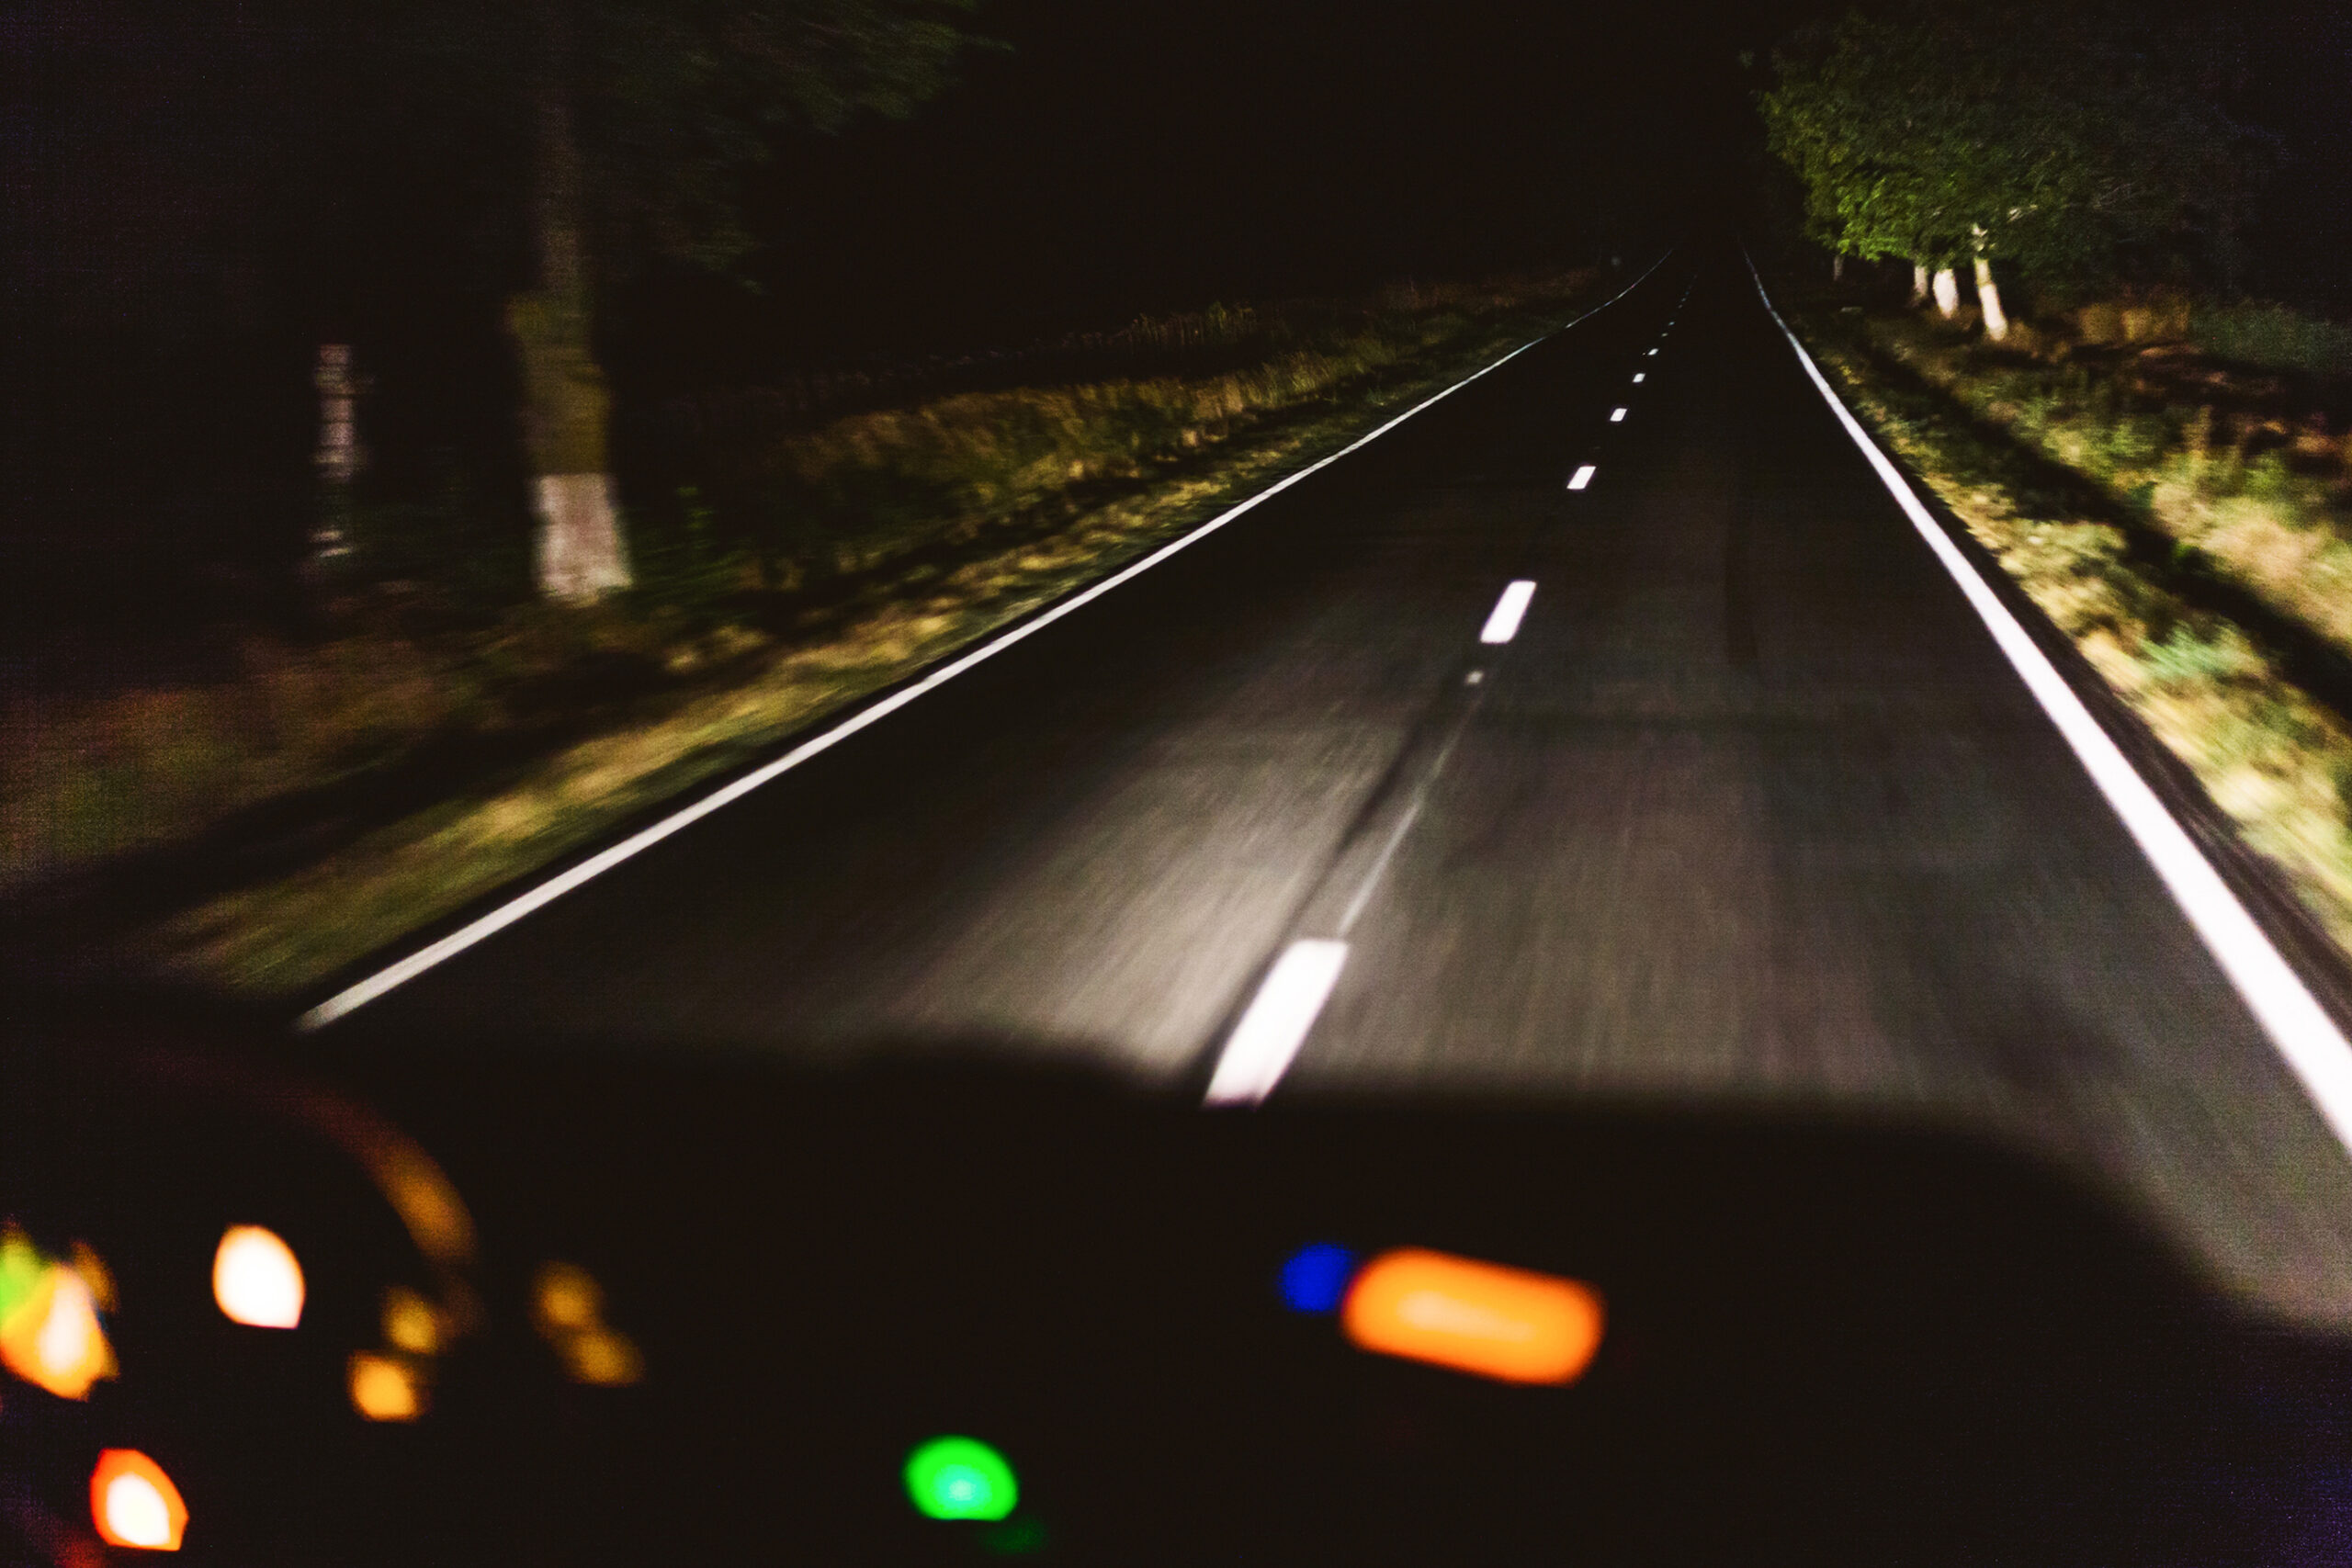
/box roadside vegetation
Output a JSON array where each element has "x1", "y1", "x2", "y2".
[
  {"x1": 1790, "y1": 286, "x2": 2352, "y2": 951},
  {"x1": 1756, "y1": 0, "x2": 2352, "y2": 958},
  {"x1": 3, "y1": 269, "x2": 1601, "y2": 993}
]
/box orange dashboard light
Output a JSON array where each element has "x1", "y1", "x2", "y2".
[
  {"x1": 91, "y1": 1450, "x2": 188, "y2": 1551},
  {"x1": 1, "y1": 1263, "x2": 116, "y2": 1400},
  {"x1": 1340, "y1": 1247, "x2": 1604, "y2": 1386},
  {"x1": 348, "y1": 1351, "x2": 425, "y2": 1421}
]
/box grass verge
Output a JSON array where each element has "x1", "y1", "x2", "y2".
[{"x1": 1789, "y1": 298, "x2": 2352, "y2": 954}]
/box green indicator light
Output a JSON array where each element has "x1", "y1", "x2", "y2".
[{"x1": 905, "y1": 1436, "x2": 1019, "y2": 1521}]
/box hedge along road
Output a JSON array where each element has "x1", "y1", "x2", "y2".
[{"x1": 311, "y1": 240, "x2": 2352, "y2": 1328}]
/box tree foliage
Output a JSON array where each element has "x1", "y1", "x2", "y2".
[
  {"x1": 1758, "y1": 2, "x2": 2264, "y2": 285},
  {"x1": 350, "y1": 0, "x2": 987, "y2": 283},
  {"x1": 581, "y1": 0, "x2": 985, "y2": 275}
]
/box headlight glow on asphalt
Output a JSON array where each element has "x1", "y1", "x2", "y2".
[{"x1": 1205, "y1": 939, "x2": 1350, "y2": 1105}]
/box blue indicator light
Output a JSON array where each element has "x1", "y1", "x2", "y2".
[{"x1": 1278, "y1": 1244, "x2": 1358, "y2": 1314}]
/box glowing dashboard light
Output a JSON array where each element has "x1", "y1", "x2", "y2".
[
  {"x1": 348, "y1": 1351, "x2": 424, "y2": 1421},
  {"x1": 382, "y1": 1286, "x2": 440, "y2": 1355},
  {"x1": 531, "y1": 1261, "x2": 644, "y2": 1385},
  {"x1": 91, "y1": 1450, "x2": 187, "y2": 1551},
  {"x1": 1278, "y1": 1244, "x2": 1358, "y2": 1313},
  {"x1": 1341, "y1": 1247, "x2": 1604, "y2": 1385},
  {"x1": 532, "y1": 1262, "x2": 602, "y2": 1334},
  {"x1": 905, "y1": 1437, "x2": 1019, "y2": 1521},
  {"x1": 213, "y1": 1226, "x2": 304, "y2": 1328},
  {"x1": 0, "y1": 1230, "x2": 40, "y2": 1323},
  {"x1": 1, "y1": 1254, "x2": 115, "y2": 1400}
]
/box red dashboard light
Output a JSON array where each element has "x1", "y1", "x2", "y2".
[
  {"x1": 1340, "y1": 1247, "x2": 1603, "y2": 1385},
  {"x1": 91, "y1": 1450, "x2": 188, "y2": 1551}
]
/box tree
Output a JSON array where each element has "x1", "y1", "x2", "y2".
[
  {"x1": 1759, "y1": 2, "x2": 2257, "y2": 341},
  {"x1": 350, "y1": 0, "x2": 979, "y2": 600},
  {"x1": 502, "y1": 0, "x2": 982, "y2": 598}
]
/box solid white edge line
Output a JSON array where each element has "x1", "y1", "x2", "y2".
[
  {"x1": 295, "y1": 255, "x2": 1680, "y2": 1031},
  {"x1": 1204, "y1": 939, "x2": 1350, "y2": 1106},
  {"x1": 1743, "y1": 249, "x2": 2352, "y2": 1156},
  {"x1": 1568, "y1": 465, "x2": 1597, "y2": 491},
  {"x1": 1478, "y1": 579, "x2": 1537, "y2": 644}
]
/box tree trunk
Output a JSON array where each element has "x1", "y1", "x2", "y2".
[
  {"x1": 308, "y1": 343, "x2": 359, "y2": 581},
  {"x1": 1972, "y1": 245, "x2": 2010, "y2": 342},
  {"x1": 1932, "y1": 267, "x2": 1960, "y2": 318},
  {"x1": 511, "y1": 0, "x2": 629, "y2": 601},
  {"x1": 1911, "y1": 264, "x2": 1930, "y2": 306},
  {"x1": 1832, "y1": 253, "x2": 1845, "y2": 283}
]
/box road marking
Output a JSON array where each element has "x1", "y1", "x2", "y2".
[
  {"x1": 1633, "y1": 373, "x2": 1645, "y2": 383},
  {"x1": 1646, "y1": 348, "x2": 1659, "y2": 356},
  {"x1": 1204, "y1": 939, "x2": 1351, "y2": 1106},
  {"x1": 1746, "y1": 250, "x2": 2352, "y2": 1157},
  {"x1": 1611, "y1": 407, "x2": 1627, "y2": 423},
  {"x1": 1478, "y1": 580, "x2": 1537, "y2": 644},
  {"x1": 292, "y1": 257, "x2": 1681, "y2": 1031},
  {"x1": 1568, "y1": 465, "x2": 1597, "y2": 491}
]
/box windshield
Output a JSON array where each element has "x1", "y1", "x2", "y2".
[{"x1": 9, "y1": 3, "x2": 2352, "y2": 1563}]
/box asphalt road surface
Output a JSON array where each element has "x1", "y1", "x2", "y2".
[{"x1": 328, "y1": 243, "x2": 2352, "y2": 1326}]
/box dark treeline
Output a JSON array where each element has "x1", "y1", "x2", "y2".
[{"x1": 4, "y1": 0, "x2": 2344, "y2": 651}]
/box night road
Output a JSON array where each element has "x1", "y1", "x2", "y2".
[{"x1": 317, "y1": 246, "x2": 2352, "y2": 1327}]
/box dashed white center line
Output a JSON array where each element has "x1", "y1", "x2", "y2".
[
  {"x1": 1610, "y1": 407, "x2": 1627, "y2": 423},
  {"x1": 1646, "y1": 348, "x2": 1659, "y2": 356},
  {"x1": 1204, "y1": 938, "x2": 1351, "y2": 1106},
  {"x1": 1478, "y1": 580, "x2": 1537, "y2": 644},
  {"x1": 1568, "y1": 464, "x2": 1597, "y2": 491},
  {"x1": 1633, "y1": 372, "x2": 1645, "y2": 383}
]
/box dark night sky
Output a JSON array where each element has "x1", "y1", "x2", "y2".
[
  {"x1": 730, "y1": 0, "x2": 1813, "y2": 353},
  {"x1": 648, "y1": 0, "x2": 2352, "y2": 357},
  {"x1": 9, "y1": 0, "x2": 2345, "y2": 361}
]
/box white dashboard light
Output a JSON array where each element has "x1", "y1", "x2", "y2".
[{"x1": 213, "y1": 1226, "x2": 304, "y2": 1328}]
